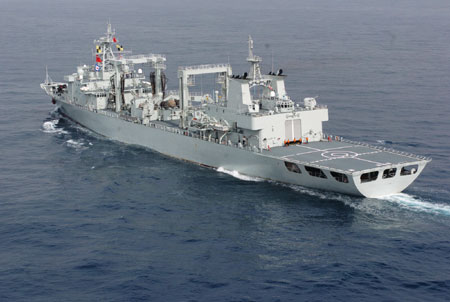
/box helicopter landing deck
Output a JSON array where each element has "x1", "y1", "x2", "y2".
[{"x1": 264, "y1": 141, "x2": 428, "y2": 174}]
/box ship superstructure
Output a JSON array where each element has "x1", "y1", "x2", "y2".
[{"x1": 41, "y1": 24, "x2": 430, "y2": 197}]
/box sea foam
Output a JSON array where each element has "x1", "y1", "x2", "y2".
[
  {"x1": 217, "y1": 167, "x2": 263, "y2": 182},
  {"x1": 66, "y1": 139, "x2": 88, "y2": 150},
  {"x1": 42, "y1": 119, "x2": 67, "y2": 134},
  {"x1": 379, "y1": 193, "x2": 450, "y2": 216}
]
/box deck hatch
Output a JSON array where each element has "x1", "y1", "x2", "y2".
[
  {"x1": 330, "y1": 171, "x2": 349, "y2": 183},
  {"x1": 284, "y1": 161, "x2": 301, "y2": 173},
  {"x1": 304, "y1": 166, "x2": 327, "y2": 178},
  {"x1": 360, "y1": 171, "x2": 378, "y2": 183}
]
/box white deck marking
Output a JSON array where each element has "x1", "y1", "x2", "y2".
[
  {"x1": 281, "y1": 145, "x2": 358, "y2": 158},
  {"x1": 321, "y1": 150, "x2": 358, "y2": 159},
  {"x1": 279, "y1": 144, "x2": 393, "y2": 169},
  {"x1": 311, "y1": 157, "x2": 348, "y2": 163},
  {"x1": 357, "y1": 150, "x2": 382, "y2": 156},
  {"x1": 353, "y1": 157, "x2": 387, "y2": 166},
  {"x1": 310, "y1": 156, "x2": 386, "y2": 166},
  {"x1": 308, "y1": 149, "x2": 386, "y2": 166},
  {"x1": 296, "y1": 145, "x2": 321, "y2": 151}
]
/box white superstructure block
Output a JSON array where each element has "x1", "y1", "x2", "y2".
[
  {"x1": 227, "y1": 79, "x2": 252, "y2": 112},
  {"x1": 265, "y1": 75, "x2": 286, "y2": 98}
]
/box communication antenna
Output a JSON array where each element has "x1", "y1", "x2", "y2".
[
  {"x1": 44, "y1": 66, "x2": 53, "y2": 84},
  {"x1": 271, "y1": 50, "x2": 274, "y2": 74},
  {"x1": 200, "y1": 74, "x2": 203, "y2": 96}
]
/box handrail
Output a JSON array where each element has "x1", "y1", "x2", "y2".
[
  {"x1": 146, "y1": 122, "x2": 259, "y2": 153},
  {"x1": 61, "y1": 101, "x2": 431, "y2": 176},
  {"x1": 178, "y1": 63, "x2": 230, "y2": 71}
]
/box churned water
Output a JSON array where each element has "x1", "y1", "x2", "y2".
[{"x1": 1, "y1": 0, "x2": 449, "y2": 301}]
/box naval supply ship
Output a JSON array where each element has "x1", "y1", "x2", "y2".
[{"x1": 41, "y1": 24, "x2": 431, "y2": 198}]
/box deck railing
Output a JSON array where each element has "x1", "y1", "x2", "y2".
[
  {"x1": 62, "y1": 102, "x2": 431, "y2": 176},
  {"x1": 178, "y1": 63, "x2": 230, "y2": 71},
  {"x1": 146, "y1": 122, "x2": 259, "y2": 153}
]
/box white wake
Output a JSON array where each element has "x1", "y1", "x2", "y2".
[
  {"x1": 379, "y1": 193, "x2": 450, "y2": 216},
  {"x1": 65, "y1": 139, "x2": 88, "y2": 150},
  {"x1": 216, "y1": 167, "x2": 264, "y2": 182},
  {"x1": 42, "y1": 119, "x2": 68, "y2": 134},
  {"x1": 289, "y1": 186, "x2": 450, "y2": 216},
  {"x1": 218, "y1": 168, "x2": 449, "y2": 216},
  {"x1": 287, "y1": 184, "x2": 354, "y2": 204}
]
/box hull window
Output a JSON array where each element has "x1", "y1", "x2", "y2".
[
  {"x1": 401, "y1": 165, "x2": 418, "y2": 176},
  {"x1": 360, "y1": 171, "x2": 378, "y2": 183},
  {"x1": 284, "y1": 161, "x2": 301, "y2": 173},
  {"x1": 305, "y1": 166, "x2": 327, "y2": 179},
  {"x1": 330, "y1": 171, "x2": 349, "y2": 183},
  {"x1": 382, "y1": 168, "x2": 397, "y2": 179}
]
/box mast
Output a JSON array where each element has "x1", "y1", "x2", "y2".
[
  {"x1": 246, "y1": 35, "x2": 262, "y2": 81},
  {"x1": 44, "y1": 66, "x2": 52, "y2": 84},
  {"x1": 94, "y1": 22, "x2": 117, "y2": 78}
]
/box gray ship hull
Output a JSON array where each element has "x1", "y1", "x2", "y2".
[{"x1": 58, "y1": 101, "x2": 427, "y2": 198}]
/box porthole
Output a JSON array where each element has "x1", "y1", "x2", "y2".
[
  {"x1": 400, "y1": 165, "x2": 418, "y2": 176},
  {"x1": 284, "y1": 162, "x2": 301, "y2": 174},
  {"x1": 360, "y1": 171, "x2": 378, "y2": 183},
  {"x1": 330, "y1": 171, "x2": 349, "y2": 183},
  {"x1": 304, "y1": 166, "x2": 327, "y2": 178},
  {"x1": 382, "y1": 168, "x2": 397, "y2": 179}
]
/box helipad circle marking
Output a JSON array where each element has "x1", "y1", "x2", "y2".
[{"x1": 321, "y1": 151, "x2": 359, "y2": 159}]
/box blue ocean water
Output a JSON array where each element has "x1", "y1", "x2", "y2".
[{"x1": 1, "y1": 0, "x2": 450, "y2": 301}]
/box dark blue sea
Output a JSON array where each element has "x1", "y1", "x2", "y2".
[{"x1": 1, "y1": 0, "x2": 449, "y2": 301}]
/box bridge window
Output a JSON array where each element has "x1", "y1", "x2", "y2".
[
  {"x1": 382, "y1": 168, "x2": 397, "y2": 179},
  {"x1": 304, "y1": 166, "x2": 327, "y2": 178},
  {"x1": 401, "y1": 165, "x2": 418, "y2": 176},
  {"x1": 360, "y1": 171, "x2": 378, "y2": 183},
  {"x1": 284, "y1": 162, "x2": 301, "y2": 174},
  {"x1": 330, "y1": 171, "x2": 348, "y2": 183}
]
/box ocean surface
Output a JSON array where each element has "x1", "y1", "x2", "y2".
[{"x1": 1, "y1": 0, "x2": 450, "y2": 301}]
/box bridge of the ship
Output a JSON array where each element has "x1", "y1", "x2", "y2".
[{"x1": 264, "y1": 140, "x2": 429, "y2": 174}]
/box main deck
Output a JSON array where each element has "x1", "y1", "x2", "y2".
[
  {"x1": 263, "y1": 140, "x2": 430, "y2": 174},
  {"x1": 153, "y1": 119, "x2": 429, "y2": 175},
  {"x1": 57, "y1": 102, "x2": 430, "y2": 197}
]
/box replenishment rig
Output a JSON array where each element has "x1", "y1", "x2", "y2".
[{"x1": 41, "y1": 24, "x2": 430, "y2": 197}]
